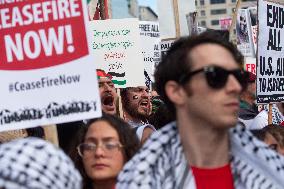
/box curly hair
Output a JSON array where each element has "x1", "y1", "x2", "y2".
[{"x1": 69, "y1": 114, "x2": 140, "y2": 189}]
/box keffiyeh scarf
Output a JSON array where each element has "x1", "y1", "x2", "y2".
[
  {"x1": 264, "y1": 104, "x2": 284, "y2": 125},
  {"x1": 117, "y1": 122, "x2": 284, "y2": 189},
  {"x1": 0, "y1": 137, "x2": 82, "y2": 189}
]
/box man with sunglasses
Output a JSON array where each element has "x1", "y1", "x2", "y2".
[{"x1": 117, "y1": 31, "x2": 284, "y2": 189}]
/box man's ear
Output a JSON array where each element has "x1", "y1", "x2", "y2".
[{"x1": 165, "y1": 81, "x2": 186, "y2": 106}]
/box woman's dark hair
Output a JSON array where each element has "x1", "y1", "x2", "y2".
[
  {"x1": 263, "y1": 124, "x2": 284, "y2": 147},
  {"x1": 69, "y1": 114, "x2": 140, "y2": 189},
  {"x1": 250, "y1": 129, "x2": 266, "y2": 141}
]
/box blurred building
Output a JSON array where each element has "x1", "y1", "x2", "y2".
[
  {"x1": 139, "y1": 6, "x2": 158, "y2": 21},
  {"x1": 108, "y1": 0, "x2": 138, "y2": 18},
  {"x1": 195, "y1": 0, "x2": 256, "y2": 29}
]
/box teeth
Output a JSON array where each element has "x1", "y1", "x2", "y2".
[{"x1": 140, "y1": 102, "x2": 148, "y2": 106}]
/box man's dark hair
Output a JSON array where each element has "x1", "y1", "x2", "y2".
[
  {"x1": 154, "y1": 31, "x2": 244, "y2": 115},
  {"x1": 120, "y1": 87, "x2": 148, "y2": 122},
  {"x1": 120, "y1": 88, "x2": 129, "y2": 109}
]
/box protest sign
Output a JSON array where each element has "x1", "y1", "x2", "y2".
[
  {"x1": 236, "y1": 9, "x2": 255, "y2": 57},
  {"x1": 139, "y1": 21, "x2": 160, "y2": 82},
  {"x1": 160, "y1": 39, "x2": 176, "y2": 59},
  {"x1": 0, "y1": 0, "x2": 102, "y2": 132},
  {"x1": 186, "y1": 12, "x2": 198, "y2": 36},
  {"x1": 244, "y1": 57, "x2": 256, "y2": 74},
  {"x1": 257, "y1": 0, "x2": 284, "y2": 103},
  {"x1": 247, "y1": 6, "x2": 257, "y2": 54},
  {"x1": 219, "y1": 18, "x2": 232, "y2": 30},
  {"x1": 89, "y1": 18, "x2": 145, "y2": 88},
  {"x1": 157, "y1": 0, "x2": 196, "y2": 39}
]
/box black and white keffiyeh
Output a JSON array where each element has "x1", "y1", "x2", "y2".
[
  {"x1": 0, "y1": 137, "x2": 82, "y2": 189},
  {"x1": 117, "y1": 122, "x2": 284, "y2": 189},
  {"x1": 264, "y1": 104, "x2": 284, "y2": 125}
]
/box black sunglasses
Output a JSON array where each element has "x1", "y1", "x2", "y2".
[{"x1": 179, "y1": 65, "x2": 249, "y2": 90}]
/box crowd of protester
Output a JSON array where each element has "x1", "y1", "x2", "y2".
[{"x1": 1, "y1": 30, "x2": 284, "y2": 188}]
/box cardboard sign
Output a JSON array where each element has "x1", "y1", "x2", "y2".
[
  {"x1": 139, "y1": 21, "x2": 160, "y2": 82},
  {"x1": 89, "y1": 18, "x2": 145, "y2": 88},
  {"x1": 0, "y1": 0, "x2": 102, "y2": 132},
  {"x1": 257, "y1": 0, "x2": 284, "y2": 103}
]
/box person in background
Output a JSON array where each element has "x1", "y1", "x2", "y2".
[
  {"x1": 263, "y1": 124, "x2": 284, "y2": 155},
  {"x1": 70, "y1": 114, "x2": 139, "y2": 189},
  {"x1": 250, "y1": 129, "x2": 283, "y2": 155},
  {"x1": 249, "y1": 103, "x2": 284, "y2": 129},
  {"x1": 149, "y1": 98, "x2": 174, "y2": 130},
  {"x1": 238, "y1": 72, "x2": 258, "y2": 127},
  {"x1": 57, "y1": 69, "x2": 118, "y2": 153},
  {"x1": 97, "y1": 69, "x2": 118, "y2": 116},
  {"x1": 121, "y1": 86, "x2": 155, "y2": 144},
  {"x1": 0, "y1": 137, "x2": 81, "y2": 189},
  {"x1": 0, "y1": 127, "x2": 44, "y2": 144},
  {"x1": 117, "y1": 31, "x2": 284, "y2": 188}
]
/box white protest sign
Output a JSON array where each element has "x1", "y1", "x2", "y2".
[
  {"x1": 257, "y1": 0, "x2": 284, "y2": 103},
  {"x1": 157, "y1": 0, "x2": 196, "y2": 39},
  {"x1": 236, "y1": 9, "x2": 255, "y2": 57},
  {"x1": 248, "y1": 7, "x2": 258, "y2": 55},
  {"x1": 0, "y1": 0, "x2": 102, "y2": 132},
  {"x1": 89, "y1": 18, "x2": 145, "y2": 88},
  {"x1": 139, "y1": 21, "x2": 160, "y2": 82},
  {"x1": 160, "y1": 39, "x2": 176, "y2": 59}
]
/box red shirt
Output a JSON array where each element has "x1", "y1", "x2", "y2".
[{"x1": 191, "y1": 164, "x2": 234, "y2": 189}]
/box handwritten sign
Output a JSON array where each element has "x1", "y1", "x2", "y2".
[
  {"x1": 89, "y1": 18, "x2": 145, "y2": 88},
  {"x1": 0, "y1": 0, "x2": 102, "y2": 132},
  {"x1": 257, "y1": 0, "x2": 284, "y2": 103},
  {"x1": 139, "y1": 21, "x2": 160, "y2": 82}
]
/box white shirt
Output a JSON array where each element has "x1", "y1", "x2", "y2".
[{"x1": 248, "y1": 110, "x2": 268, "y2": 130}]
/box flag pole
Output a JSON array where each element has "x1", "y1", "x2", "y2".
[
  {"x1": 268, "y1": 104, "x2": 273, "y2": 125},
  {"x1": 173, "y1": 0, "x2": 181, "y2": 38}
]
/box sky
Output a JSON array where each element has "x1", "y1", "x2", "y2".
[{"x1": 138, "y1": 0, "x2": 157, "y2": 14}]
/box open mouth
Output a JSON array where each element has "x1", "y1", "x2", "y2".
[
  {"x1": 102, "y1": 95, "x2": 114, "y2": 107},
  {"x1": 139, "y1": 100, "x2": 149, "y2": 108}
]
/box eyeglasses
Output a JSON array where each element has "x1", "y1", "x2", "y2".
[
  {"x1": 179, "y1": 65, "x2": 249, "y2": 90},
  {"x1": 77, "y1": 142, "x2": 123, "y2": 157}
]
